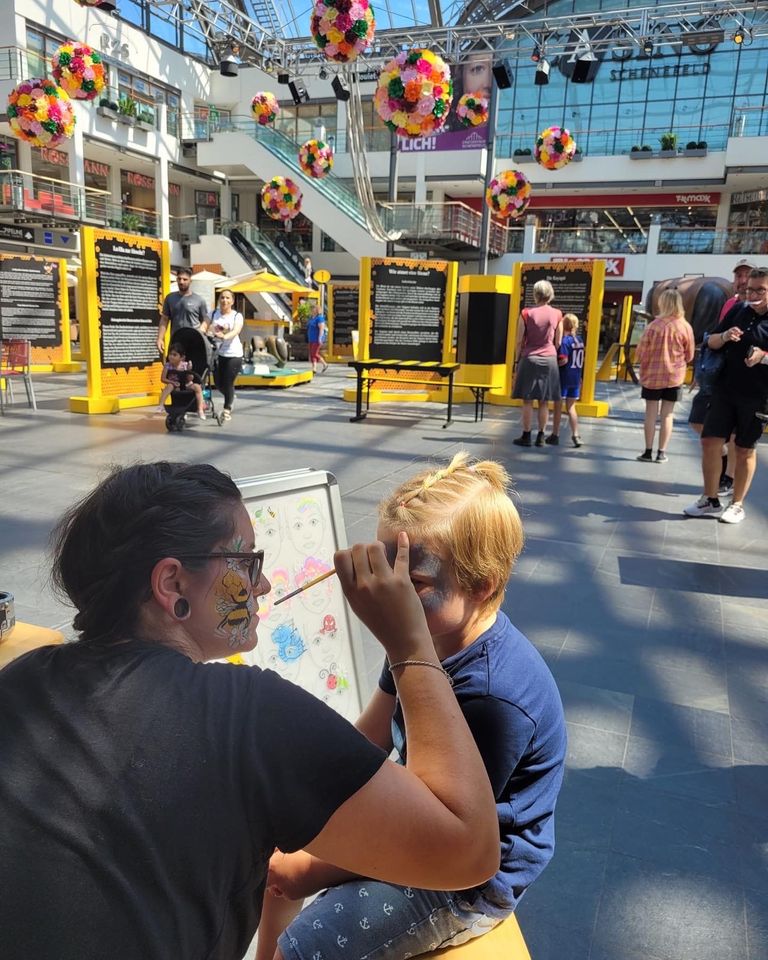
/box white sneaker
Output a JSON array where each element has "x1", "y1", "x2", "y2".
[
  {"x1": 719, "y1": 502, "x2": 745, "y2": 524},
  {"x1": 683, "y1": 496, "x2": 723, "y2": 518}
]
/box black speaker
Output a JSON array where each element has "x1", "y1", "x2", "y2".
[
  {"x1": 277, "y1": 72, "x2": 290, "y2": 85},
  {"x1": 492, "y1": 59, "x2": 513, "y2": 89},
  {"x1": 457, "y1": 292, "x2": 510, "y2": 365},
  {"x1": 570, "y1": 57, "x2": 595, "y2": 84},
  {"x1": 288, "y1": 79, "x2": 310, "y2": 105},
  {"x1": 332, "y1": 75, "x2": 350, "y2": 101}
]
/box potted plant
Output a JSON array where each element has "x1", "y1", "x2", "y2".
[
  {"x1": 121, "y1": 212, "x2": 142, "y2": 233},
  {"x1": 97, "y1": 97, "x2": 119, "y2": 121},
  {"x1": 513, "y1": 147, "x2": 535, "y2": 164},
  {"x1": 117, "y1": 96, "x2": 138, "y2": 126},
  {"x1": 630, "y1": 144, "x2": 653, "y2": 159},
  {"x1": 572, "y1": 147, "x2": 583, "y2": 162},
  {"x1": 136, "y1": 108, "x2": 155, "y2": 132},
  {"x1": 658, "y1": 132, "x2": 678, "y2": 157},
  {"x1": 683, "y1": 139, "x2": 707, "y2": 157}
]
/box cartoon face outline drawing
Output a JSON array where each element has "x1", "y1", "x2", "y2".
[{"x1": 287, "y1": 497, "x2": 325, "y2": 557}]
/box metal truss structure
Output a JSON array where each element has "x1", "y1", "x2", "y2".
[{"x1": 152, "y1": 0, "x2": 768, "y2": 77}]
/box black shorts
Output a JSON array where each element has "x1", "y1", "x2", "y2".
[
  {"x1": 701, "y1": 393, "x2": 767, "y2": 449},
  {"x1": 688, "y1": 391, "x2": 711, "y2": 425},
  {"x1": 641, "y1": 386, "x2": 683, "y2": 402}
]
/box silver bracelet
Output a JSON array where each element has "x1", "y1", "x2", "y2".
[{"x1": 388, "y1": 659, "x2": 453, "y2": 685}]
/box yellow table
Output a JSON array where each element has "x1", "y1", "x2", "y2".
[{"x1": 0, "y1": 621, "x2": 64, "y2": 669}]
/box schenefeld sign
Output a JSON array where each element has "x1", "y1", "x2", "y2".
[{"x1": 557, "y1": 18, "x2": 726, "y2": 84}]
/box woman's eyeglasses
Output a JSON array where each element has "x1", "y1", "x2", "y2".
[{"x1": 177, "y1": 550, "x2": 264, "y2": 585}]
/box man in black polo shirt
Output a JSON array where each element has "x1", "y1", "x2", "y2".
[
  {"x1": 684, "y1": 267, "x2": 768, "y2": 524},
  {"x1": 156, "y1": 268, "x2": 210, "y2": 353}
]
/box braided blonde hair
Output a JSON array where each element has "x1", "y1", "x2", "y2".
[{"x1": 379, "y1": 452, "x2": 524, "y2": 615}]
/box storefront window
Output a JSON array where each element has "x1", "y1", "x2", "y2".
[
  {"x1": 494, "y1": 2, "x2": 768, "y2": 155},
  {"x1": 195, "y1": 188, "x2": 220, "y2": 221},
  {"x1": 275, "y1": 102, "x2": 340, "y2": 149},
  {"x1": 0, "y1": 136, "x2": 18, "y2": 171}
]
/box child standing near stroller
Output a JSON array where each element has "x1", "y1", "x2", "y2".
[{"x1": 158, "y1": 342, "x2": 205, "y2": 419}]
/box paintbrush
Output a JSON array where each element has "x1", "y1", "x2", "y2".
[{"x1": 273, "y1": 568, "x2": 336, "y2": 606}]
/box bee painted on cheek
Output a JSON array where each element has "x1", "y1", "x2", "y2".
[{"x1": 215, "y1": 565, "x2": 257, "y2": 649}]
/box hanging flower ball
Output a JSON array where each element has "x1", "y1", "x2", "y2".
[
  {"x1": 251, "y1": 91, "x2": 280, "y2": 126},
  {"x1": 51, "y1": 42, "x2": 106, "y2": 101},
  {"x1": 485, "y1": 169, "x2": 532, "y2": 220},
  {"x1": 298, "y1": 139, "x2": 334, "y2": 179},
  {"x1": 261, "y1": 176, "x2": 303, "y2": 221},
  {"x1": 535, "y1": 126, "x2": 577, "y2": 170},
  {"x1": 374, "y1": 49, "x2": 453, "y2": 139},
  {"x1": 310, "y1": 0, "x2": 376, "y2": 64},
  {"x1": 6, "y1": 78, "x2": 76, "y2": 148},
  {"x1": 455, "y1": 91, "x2": 489, "y2": 128}
]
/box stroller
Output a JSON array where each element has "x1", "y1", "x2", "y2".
[{"x1": 163, "y1": 327, "x2": 220, "y2": 432}]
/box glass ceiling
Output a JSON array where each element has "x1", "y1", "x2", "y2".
[{"x1": 246, "y1": 0, "x2": 451, "y2": 38}]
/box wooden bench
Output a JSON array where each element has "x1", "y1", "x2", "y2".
[{"x1": 431, "y1": 913, "x2": 531, "y2": 960}]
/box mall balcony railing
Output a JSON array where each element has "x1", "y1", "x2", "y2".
[
  {"x1": 379, "y1": 200, "x2": 523, "y2": 254},
  {"x1": 0, "y1": 168, "x2": 159, "y2": 236},
  {"x1": 657, "y1": 227, "x2": 768, "y2": 255},
  {"x1": 535, "y1": 227, "x2": 648, "y2": 255}
]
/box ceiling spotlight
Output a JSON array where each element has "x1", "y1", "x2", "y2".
[
  {"x1": 531, "y1": 45, "x2": 542, "y2": 63},
  {"x1": 219, "y1": 42, "x2": 241, "y2": 78},
  {"x1": 319, "y1": 66, "x2": 328, "y2": 80},
  {"x1": 535, "y1": 59, "x2": 550, "y2": 86},
  {"x1": 277, "y1": 71, "x2": 290, "y2": 84},
  {"x1": 733, "y1": 27, "x2": 748, "y2": 44},
  {"x1": 642, "y1": 39, "x2": 653, "y2": 55}
]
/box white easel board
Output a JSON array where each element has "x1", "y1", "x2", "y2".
[{"x1": 235, "y1": 469, "x2": 365, "y2": 721}]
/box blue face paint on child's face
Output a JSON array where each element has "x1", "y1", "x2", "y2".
[{"x1": 377, "y1": 526, "x2": 483, "y2": 650}]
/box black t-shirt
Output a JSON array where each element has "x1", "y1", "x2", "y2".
[
  {"x1": 0, "y1": 640, "x2": 386, "y2": 960},
  {"x1": 714, "y1": 302, "x2": 768, "y2": 402}
]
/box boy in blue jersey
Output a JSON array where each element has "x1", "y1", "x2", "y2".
[{"x1": 547, "y1": 313, "x2": 585, "y2": 447}]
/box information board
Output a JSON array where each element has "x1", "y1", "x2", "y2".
[
  {"x1": 359, "y1": 256, "x2": 458, "y2": 363},
  {"x1": 236, "y1": 468, "x2": 365, "y2": 719},
  {"x1": 328, "y1": 282, "x2": 359, "y2": 353},
  {"x1": 510, "y1": 260, "x2": 607, "y2": 415},
  {"x1": 520, "y1": 263, "x2": 593, "y2": 320},
  {"x1": 94, "y1": 235, "x2": 163, "y2": 369},
  {"x1": 0, "y1": 254, "x2": 71, "y2": 368},
  {"x1": 70, "y1": 227, "x2": 169, "y2": 414}
]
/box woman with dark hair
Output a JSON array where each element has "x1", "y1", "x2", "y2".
[
  {"x1": 512, "y1": 280, "x2": 564, "y2": 447},
  {"x1": 0, "y1": 462, "x2": 498, "y2": 960},
  {"x1": 211, "y1": 288, "x2": 244, "y2": 422}
]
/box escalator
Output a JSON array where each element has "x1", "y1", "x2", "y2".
[{"x1": 196, "y1": 119, "x2": 386, "y2": 258}]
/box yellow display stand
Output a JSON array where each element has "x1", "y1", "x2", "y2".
[
  {"x1": 70, "y1": 227, "x2": 170, "y2": 414},
  {"x1": 431, "y1": 914, "x2": 530, "y2": 960},
  {"x1": 486, "y1": 260, "x2": 609, "y2": 418},
  {"x1": 0, "y1": 621, "x2": 64, "y2": 670}
]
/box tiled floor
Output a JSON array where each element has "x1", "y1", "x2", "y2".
[{"x1": 1, "y1": 367, "x2": 766, "y2": 960}]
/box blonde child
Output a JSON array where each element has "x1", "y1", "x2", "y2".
[
  {"x1": 256, "y1": 452, "x2": 567, "y2": 960},
  {"x1": 158, "y1": 342, "x2": 205, "y2": 419},
  {"x1": 549, "y1": 313, "x2": 585, "y2": 447}
]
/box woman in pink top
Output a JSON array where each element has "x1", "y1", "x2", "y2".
[
  {"x1": 512, "y1": 280, "x2": 563, "y2": 447},
  {"x1": 635, "y1": 288, "x2": 695, "y2": 463}
]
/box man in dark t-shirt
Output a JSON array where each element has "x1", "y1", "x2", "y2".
[
  {"x1": 684, "y1": 267, "x2": 768, "y2": 524},
  {"x1": 157, "y1": 267, "x2": 210, "y2": 352}
]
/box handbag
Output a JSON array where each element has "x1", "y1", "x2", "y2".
[{"x1": 696, "y1": 339, "x2": 725, "y2": 392}]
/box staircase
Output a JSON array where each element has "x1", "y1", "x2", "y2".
[{"x1": 196, "y1": 118, "x2": 386, "y2": 258}]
